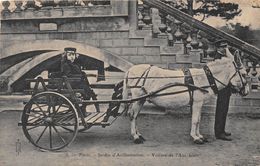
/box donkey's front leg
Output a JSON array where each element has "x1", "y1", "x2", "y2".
[
  {"x1": 190, "y1": 101, "x2": 204, "y2": 144},
  {"x1": 129, "y1": 100, "x2": 145, "y2": 144},
  {"x1": 196, "y1": 112, "x2": 208, "y2": 143}
]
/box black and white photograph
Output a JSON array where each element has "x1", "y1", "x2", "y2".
[{"x1": 0, "y1": 0, "x2": 259, "y2": 165}]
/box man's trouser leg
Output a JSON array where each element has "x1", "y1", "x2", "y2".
[
  {"x1": 221, "y1": 88, "x2": 231, "y2": 133},
  {"x1": 214, "y1": 87, "x2": 231, "y2": 136}
]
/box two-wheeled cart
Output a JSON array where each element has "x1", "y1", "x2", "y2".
[{"x1": 19, "y1": 74, "x2": 208, "y2": 151}]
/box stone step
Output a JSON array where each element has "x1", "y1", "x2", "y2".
[
  {"x1": 175, "y1": 54, "x2": 201, "y2": 63},
  {"x1": 144, "y1": 37, "x2": 168, "y2": 47},
  {"x1": 160, "y1": 46, "x2": 178, "y2": 56},
  {"x1": 129, "y1": 29, "x2": 152, "y2": 39}
]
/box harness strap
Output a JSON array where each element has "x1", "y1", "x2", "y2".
[
  {"x1": 182, "y1": 68, "x2": 194, "y2": 107},
  {"x1": 129, "y1": 65, "x2": 152, "y2": 89},
  {"x1": 183, "y1": 68, "x2": 194, "y2": 88},
  {"x1": 203, "y1": 65, "x2": 218, "y2": 94},
  {"x1": 142, "y1": 65, "x2": 152, "y2": 87}
]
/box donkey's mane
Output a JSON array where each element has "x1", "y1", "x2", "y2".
[{"x1": 207, "y1": 57, "x2": 231, "y2": 68}]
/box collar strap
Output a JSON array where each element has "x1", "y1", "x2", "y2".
[
  {"x1": 203, "y1": 65, "x2": 218, "y2": 94},
  {"x1": 130, "y1": 65, "x2": 152, "y2": 88},
  {"x1": 182, "y1": 68, "x2": 194, "y2": 87}
]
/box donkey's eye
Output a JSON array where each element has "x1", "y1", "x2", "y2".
[{"x1": 242, "y1": 73, "x2": 247, "y2": 78}]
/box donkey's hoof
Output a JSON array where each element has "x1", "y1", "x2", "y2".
[
  {"x1": 201, "y1": 137, "x2": 209, "y2": 143},
  {"x1": 139, "y1": 135, "x2": 146, "y2": 142},
  {"x1": 194, "y1": 139, "x2": 204, "y2": 144},
  {"x1": 134, "y1": 138, "x2": 144, "y2": 144}
]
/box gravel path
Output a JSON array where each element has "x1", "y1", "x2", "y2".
[{"x1": 0, "y1": 110, "x2": 259, "y2": 166}]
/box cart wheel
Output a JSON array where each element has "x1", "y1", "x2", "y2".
[{"x1": 22, "y1": 91, "x2": 79, "y2": 151}]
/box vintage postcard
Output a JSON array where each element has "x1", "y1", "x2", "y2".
[{"x1": 0, "y1": 0, "x2": 259, "y2": 165}]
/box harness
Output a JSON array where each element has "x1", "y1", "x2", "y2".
[
  {"x1": 203, "y1": 65, "x2": 219, "y2": 94},
  {"x1": 203, "y1": 61, "x2": 246, "y2": 95},
  {"x1": 126, "y1": 66, "x2": 196, "y2": 111},
  {"x1": 182, "y1": 68, "x2": 195, "y2": 106},
  {"x1": 127, "y1": 65, "x2": 153, "y2": 89}
]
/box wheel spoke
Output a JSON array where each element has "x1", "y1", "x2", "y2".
[
  {"x1": 49, "y1": 126, "x2": 52, "y2": 149},
  {"x1": 60, "y1": 104, "x2": 70, "y2": 109},
  {"x1": 32, "y1": 104, "x2": 48, "y2": 111},
  {"x1": 29, "y1": 118, "x2": 44, "y2": 126},
  {"x1": 26, "y1": 113, "x2": 45, "y2": 122},
  {"x1": 32, "y1": 101, "x2": 47, "y2": 116},
  {"x1": 57, "y1": 109, "x2": 70, "y2": 114},
  {"x1": 30, "y1": 110, "x2": 44, "y2": 116},
  {"x1": 47, "y1": 105, "x2": 51, "y2": 115},
  {"x1": 27, "y1": 116, "x2": 39, "y2": 123},
  {"x1": 52, "y1": 106, "x2": 56, "y2": 115},
  {"x1": 36, "y1": 126, "x2": 48, "y2": 144},
  {"x1": 55, "y1": 113, "x2": 74, "y2": 123},
  {"x1": 52, "y1": 126, "x2": 66, "y2": 144},
  {"x1": 32, "y1": 117, "x2": 45, "y2": 125},
  {"x1": 52, "y1": 103, "x2": 64, "y2": 116},
  {"x1": 46, "y1": 95, "x2": 52, "y2": 110},
  {"x1": 27, "y1": 121, "x2": 45, "y2": 131},
  {"x1": 61, "y1": 113, "x2": 74, "y2": 122},
  {"x1": 55, "y1": 123, "x2": 74, "y2": 132}
]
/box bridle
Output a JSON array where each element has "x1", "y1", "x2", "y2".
[
  {"x1": 212, "y1": 59, "x2": 247, "y2": 94},
  {"x1": 229, "y1": 61, "x2": 247, "y2": 94}
]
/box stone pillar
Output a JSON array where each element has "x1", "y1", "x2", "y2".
[
  {"x1": 250, "y1": 62, "x2": 259, "y2": 92},
  {"x1": 158, "y1": 12, "x2": 168, "y2": 39},
  {"x1": 185, "y1": 31, "x2": 192, "y2": 54},
  {"x1": 41, "y1": 0, "x2": 55, "y2": 9},
  {"x1": 2, "y1": 0, "x2": 11, "y2": 14},
  {"x1": 129, "y1": 0, "x2": 138, "y2": 30},
  {"x1": 14, "y1": 0, "x2": 23, "y2": 12},
  {"x1": 142, "y1": 4, "x2": 152, "y2": 30},
  {"x1": 26, "y1": 0, "x2": 36, "y2": 10},
  {"x1": 150, "y1": 8, "x2": 161, "y2": 37},
  {"x1": 167, "y1": 21, "x2": 173, "y2": 46},
  {"x1": 189, "y1": 29, "x2": 201, "y2": 63},
  {"x1": 172, "y1": 19, "x2": 185, "y2": 55},
  {"x1": 204, "y1": 38, "x2": 215, "y2": 62}
]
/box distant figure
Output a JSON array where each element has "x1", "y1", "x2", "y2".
[{"x1": 214, "y1": 40, "x2": 232, "y2": 141}]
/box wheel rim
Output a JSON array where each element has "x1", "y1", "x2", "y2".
[{"x1": 22, "y1": 92, "x2": 79, "y2": 151}]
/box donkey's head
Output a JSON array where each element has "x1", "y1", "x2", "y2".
[{"x1": 226, "y1": 49, "x2": 249, "y2": 96}]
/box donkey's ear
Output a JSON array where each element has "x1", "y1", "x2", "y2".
[
  {"x1": 225, "y1": 48, "x2": 234, "y2": 59},
  {"x1": 234, "y1": 50, "x2": 243, "y2": 68}
]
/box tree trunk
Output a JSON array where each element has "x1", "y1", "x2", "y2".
[{"x1": 187, "y1": 0, "x2": 194, "y2": 16}]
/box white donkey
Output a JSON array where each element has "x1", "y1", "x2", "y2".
[{"x1": 122, "y1": 48, "x2": 249, "y2": 144}]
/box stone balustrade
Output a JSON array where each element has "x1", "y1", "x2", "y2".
[
  {"x1": 1, "y1": 0, "x2": 128, "y2": 20},
  {"x1": 137, "y1": 0, "x2": 260, "y2": 93},
  {"x1": 1, "y1": 0, "x2": 111, "y2": 14}
]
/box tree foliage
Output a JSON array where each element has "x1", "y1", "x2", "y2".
[
  {"x1": 170, "y1": 0, "x2": 242, "y2": 21},
  {"x1": 220, "y1": 23, "x2": 255, "y2": 44}
]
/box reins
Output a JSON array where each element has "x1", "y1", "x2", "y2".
[{"x1": 205, "y1": 61, "x2": 246, "y2": 94}]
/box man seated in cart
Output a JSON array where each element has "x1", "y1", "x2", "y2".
[{"x1": 61, "y1": 47, "x2": 100, "y2": 113}]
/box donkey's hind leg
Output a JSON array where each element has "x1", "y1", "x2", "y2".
[{"x1": 129, "y1": 99, "x2": 146, "y2": 144}]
